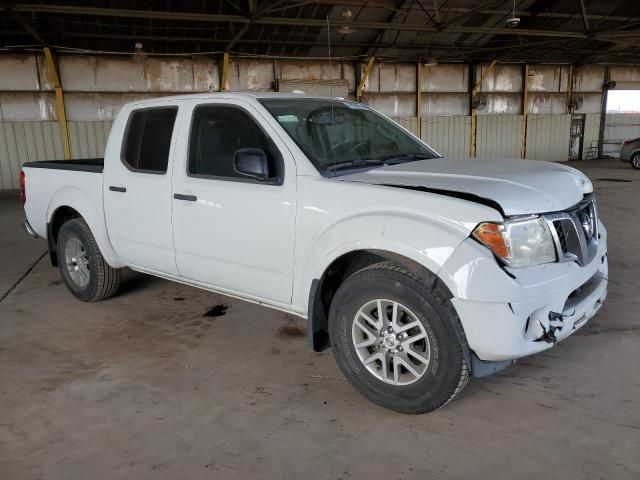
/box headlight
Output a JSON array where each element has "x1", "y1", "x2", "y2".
[{"x1": 473, "y1": 216, "x2": 557, "y2": 268}]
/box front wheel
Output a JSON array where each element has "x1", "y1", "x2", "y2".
[
  {"x1": 57, "y1": 218, "x2": 121, "y2": 302},
  {"x1": 328, "y1": 262, "x2": 469, "y2": 414},
  {"x1": 631, "y1": 152, "x2": 640, "y2": 169}
]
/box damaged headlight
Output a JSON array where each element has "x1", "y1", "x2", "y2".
[{"x1": 473, "y1": 216, "x2": 557, "y2": 268}]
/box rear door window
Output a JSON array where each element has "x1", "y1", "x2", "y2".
[{"x1": 122, "y1": 107, "x2": 178, "y2": 173}]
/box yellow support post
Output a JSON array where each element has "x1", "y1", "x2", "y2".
[
  {"x1": 357, "y1": 56, "x2": 376, "y2": 102},
  {"x1": 470, "y1": 59, "x2": 497, "y2": 158},
  {"x1": 43, "y1": 47, "x2": 71, "y2": 160},
  {"x1": 416, "y1": 62, "x2": 423, "y2": 139},
  {"x1": 520, "y1": 64, "x2": 530, "y2": 159},
  {"x1": 220, "y1": 52, "x2": 230, "y2": 92}
]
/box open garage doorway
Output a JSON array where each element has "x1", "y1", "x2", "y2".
[{"x1": 603, "y1": 90, "x2": 640, "y2": 158}]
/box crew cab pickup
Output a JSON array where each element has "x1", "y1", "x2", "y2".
[{"x1": 21, "y1": 93, "x2": 608, "y2": 414}]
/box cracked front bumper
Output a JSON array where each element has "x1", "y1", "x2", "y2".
[{"x1": 439, "y1": 222, "x2": 608, "y2": 362}]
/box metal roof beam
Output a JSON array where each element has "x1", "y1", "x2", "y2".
[
  {"x1": 577, "y1": 0, "x2": 590, "y2": 33},
  {"x1": 5, "y1": 6, "x2": 47, "y2": 45},
  {"x1": 0, "y1": 5, "x2": 580, "y2": 36},
  {"x1": 50, "y1": 31, "x2": 606, "y2": 55},
  {"x1": 7, "y1": 4, "x2": 640, "y2": 45},
  {"x1": 275, "y1": 1, "x2": 639, "y2": 23}
]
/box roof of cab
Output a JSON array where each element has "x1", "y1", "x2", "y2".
[{"x1": 125, "y1": 91, "x2": 346, "y2": 108}]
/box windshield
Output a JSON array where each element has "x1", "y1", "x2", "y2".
[{"x1": 259, "y1": 98, "x2": 440, "y2": 175}]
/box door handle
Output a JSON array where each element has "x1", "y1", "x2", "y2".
[
  {"x1": 174, "y1": 193, "x2": 197, "y2": 202},
  {"x1": 109, "y1": 186, "x2": 127, "y2": 193}
]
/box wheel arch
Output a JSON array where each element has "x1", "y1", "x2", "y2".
[
  {"x1": 46, "y1": 187, "x2": 124, "y2": 268},
  {"x1": 47, "y1": 205, "x2": 82, "y2": 266},
  {"x1": 306, "y1": 249, "x2": 461, "y2": 353}
]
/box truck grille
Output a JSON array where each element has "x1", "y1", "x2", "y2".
[{"x1": 545, "y1": 195, "x2": 598, "y2": 266}]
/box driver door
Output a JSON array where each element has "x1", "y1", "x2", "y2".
[{"x1": 171, "y1": 99, "x2": 297, "y2": 305}]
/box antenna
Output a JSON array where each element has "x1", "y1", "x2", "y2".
[
  {"x1": 327, "y1": 15, "x2": 334, "y2": 102},
  {"x1": 327, "y1": 14, "x2": 336, "y2": 168}
]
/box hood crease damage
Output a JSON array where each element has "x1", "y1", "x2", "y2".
[{"x1": 336, "y1": 158, "x2": 593, "y2": 216}]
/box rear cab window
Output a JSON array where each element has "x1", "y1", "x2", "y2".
[{"x1": 121, "y1": 107, "x2": 178, "y2": 174}]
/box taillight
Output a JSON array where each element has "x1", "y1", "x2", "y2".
[{"x1": 19, "y1": 170, "x2": 26, "y2": 204}]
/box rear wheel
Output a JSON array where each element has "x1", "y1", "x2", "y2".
[
  {"x1": 57, "y1": 218, "x2": 121, "y2": 302},
  {"x1": 328, "y1": 262, "x2": 469, "y2": 414},
  {"x1": 631, "y1": 152, "x2": 640, "y2": 169}
]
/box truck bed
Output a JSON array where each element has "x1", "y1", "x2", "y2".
[
  {"x1": 23, "y1": 158, "x2": 104, "y2": 173},
  {"x1": 22, "y1": 158, "x2": 106, "y2": 240}
]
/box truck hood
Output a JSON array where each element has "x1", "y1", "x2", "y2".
[{"x1": 336, "y1": 158, "x2": 593, "y2": 216}]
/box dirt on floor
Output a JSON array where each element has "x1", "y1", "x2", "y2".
[{"x1": 0, "y1": 160, "x2": 638, "y2": 480}]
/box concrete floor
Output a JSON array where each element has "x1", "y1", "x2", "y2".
[{"x1": 1, "y1": 160, "x2": 638, "y2": 480}]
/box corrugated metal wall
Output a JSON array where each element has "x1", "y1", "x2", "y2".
[
  {"x1": 476, "y1": 115, "x2": 522, "y2": 159},
  {"x1": 0, "y1": 121, "x2": 111, "y2": 189},
  {"x1": 3, "y1": 53, "x2": 640, "y2": 191},
  {"x1": 397, "y1": 113, "x2": 578, "y2": 161},
  {"x1": 604, "y1": 114, "x2": 640, "y2": 140},
  {"x1": 0, "y1": 113, "x2": 622, "y2": 190},
  {"x1": 421, "y1": 116, "x2": 471, "y2": 158},
  {"x1": 67, "y1": 121, "x2": 112, "y2": 159},
  {"x1": 525, "y1": 114, "x2": 572, "y2": 162},
  {"x1": 393, "y1": 117, "x2": 418, "y2": 136},
  {"x1": 582, "y1": 113, "x2": 601, "y2": 159}
]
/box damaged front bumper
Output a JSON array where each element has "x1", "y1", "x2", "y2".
[{"x1": 439, "y1": 222, "x2": 608, "y2": 364}]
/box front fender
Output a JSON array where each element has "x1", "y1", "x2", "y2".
[
  {"x1": 47, "y1": 186, "x2": 124, "y2": 268},
  {"x1": 293, "y1": 210, "x2": 475, "y2": 310}
]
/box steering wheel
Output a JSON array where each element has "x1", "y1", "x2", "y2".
[{"x1": 331, "y1": 140, "x2": 370, "y2": 155}]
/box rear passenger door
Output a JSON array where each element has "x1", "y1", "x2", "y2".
[
  {"x1": 171, "y1": 99, "x2": 296, "y2": 305},
  {"x1": 104, "y1": 104, "x2": 180, "y2": 275}
]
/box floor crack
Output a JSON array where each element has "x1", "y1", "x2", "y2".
[{"x1": 0, "y1": 251, "x2": 47, "y2": 303}]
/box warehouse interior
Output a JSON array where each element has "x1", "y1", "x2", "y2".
[{"x1": 1, "y1": 1, "x2": 639, "y2": 479}]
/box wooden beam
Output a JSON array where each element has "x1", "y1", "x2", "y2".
[
  {"x1": 357, "y1": 56, "x2": 376, "y2": 102},
  {"x1": 472, "y1": 59, "x2": 497, "y2": 97},
  {"x1": 43, "y1": 47, "x2": 71, "y2": 160},
  {"x1": 470, "y1": 59, "x2": 497, "y2": 158},
  {"x1": 520, "y1": 64, "x2": 530, "y2": 159},
  {"x1": 220, "y1": 52, "x2": 230, "y2": 91}
]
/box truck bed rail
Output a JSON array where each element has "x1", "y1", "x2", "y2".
[{"x1": 23, "y1": 159, "x2": 104, "y2": 173}]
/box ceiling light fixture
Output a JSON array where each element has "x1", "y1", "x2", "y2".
[
  {"x1": 337, "y1": 9, "x2": 355, "y2": 34},
  {"x1": 506, "y1": 0, "x2": 520, "y2": 27}
]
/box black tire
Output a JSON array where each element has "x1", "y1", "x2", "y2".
[
  {"x1": 56, "y1": 218, "x2": 121, "y2": 302},
  {"x1": 328, "y1": 262, "x2": 469, "y2": 414},
  {"x1": 631, "y1": 152, "x2": 640, "y2": 170}
]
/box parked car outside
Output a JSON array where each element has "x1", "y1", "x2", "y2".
[{"x1": 620, "y1": 137, "x2": 640, "y2": 169}]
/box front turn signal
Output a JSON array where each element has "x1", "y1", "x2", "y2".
[{"x1": 473, "y1": 222, "x2": 509, "y2": 259}]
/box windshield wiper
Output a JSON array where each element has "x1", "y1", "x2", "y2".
[
  {"x1": 325, "y1": 159, "x2": 385, "y2": 172},
  {"x1": 325, "y1": 154, "x2": 436, "y2": 173},
  {"x1": 381, "y1": 153, "x2": 435, "y2": 163}
]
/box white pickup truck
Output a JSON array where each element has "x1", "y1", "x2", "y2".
[{"x1": 21, "y1": 93, "x2": 608, "y2": 414}]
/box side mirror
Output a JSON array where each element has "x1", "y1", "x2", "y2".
[{"x1": 234, "y1": 148, "x2": 271, "y2": 182}]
